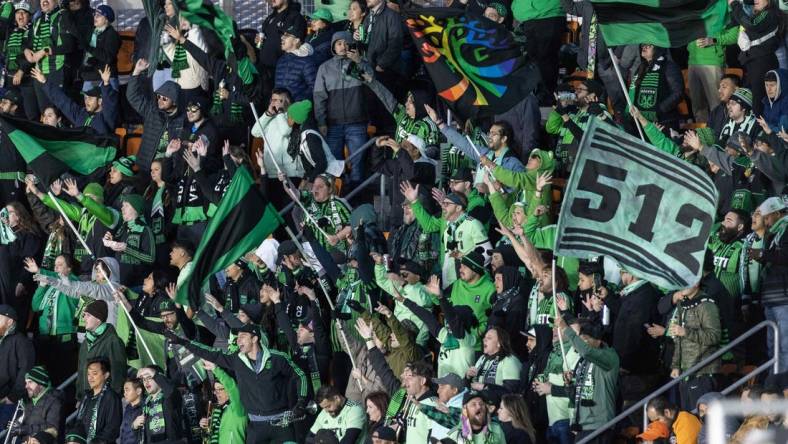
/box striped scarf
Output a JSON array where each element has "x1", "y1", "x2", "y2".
[
  {"x1": 385, "y1": 388, "x2": 407, "y2": 423},
  {"x1": 32, "y1": 14, "x2": 52, "y2": 52},
  {"x1": 4, "y1": 28, "x2": 26, "y2": 72},
  {"x1": 210, "y1": 88, "x2": 244, "y2": 126},
  {"x1": 209, "y1": 402, "x2": 227, "y2": 444},
  {"x1": 171, "y1": 43, "x2": 189, "y2": 79}
]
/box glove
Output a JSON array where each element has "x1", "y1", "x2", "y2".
[
  {"x1": 346, "y1": 299, "x2": 365, "y2": 314},
  {"x1": 333, "y1": 308, "x2": 351, "y2": 321},
  {"x1": 292, "y1": 399, "x2": 307, "y2": 419},
  {"x1": 164, "y1": 329, "x2": 187, "y2": 345},
  {"x1": 588, "y1": 102, "x2": 605, "y2": 116}
]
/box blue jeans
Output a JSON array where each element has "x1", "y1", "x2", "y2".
[
  {"x1": 546, "y1": 419, "x2": 572, "y2": 444},
  {"x1": 764, "y1": 304, "x2": 788, "y2": 373},
  {"x1": 326, "y1": 123, "x2": 368, "y2": 184}
]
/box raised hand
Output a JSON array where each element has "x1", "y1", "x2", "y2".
[
  {"x1": 30, "y1": 67, "x2": 46, "y2": 84},
  {"x1": 424, "y1": 104, "x2": 439, "y2": 123},
  {"x1": 399, "y1": 181, "x2": 419, "y2": 203},
  {"x1": 63, "y1": 178, "x2": 80, "y2": 197},
  {"x1": 165, "y1": 138, "x2": 182, "y2": 157},
  {"x1": 23, "y1": 258, "x2": 38, "y2": 274},
  {"x1": 536, "y1": 172, "x2": 552, "y2": 193},
  {"x1": 164, "y1": 24, "x2": 184, "y2": 43},
  {"x1": 355, "y1": 317, "x2": 373, "y2": 340},
  {"x1": 425, "y1": 275, "x2": 441, "y2": 296},
  {"x1": 431, "y1": 187, "x2": 446, "y2": 205},
  {"x1": 182, "y1": 148, "x2": 201, "y2": 172},
  {"x1": 50, "y1": 179, "x2": 62, "y2": 196},
  {"x1": 683, "y1": 131, "x2": 702, "y2": 152},
  {"x1": 99, "y1": 64, "x2": 112, "y2": 85},
  {"x1": 133, "y1": 58, "x2": 150, "y2": 76},
  {"x1": 374, "y1": 302, "x2": 392, "y2": 318}
]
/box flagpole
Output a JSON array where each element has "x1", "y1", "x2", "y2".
[
  {"x1": 249, "y1": 103, "x2": 333, "y2": 239},
  {"x1": 46, "y1": 191, "x2": 157, "y2": 365},
  {"x1": 607, "y1": 48, "x2": 645, "y2": 141},
  {"x1": 464, "y1": 135, "x2": 495, "y2": 177},
  {"x1": 283, "y1": 226, "x2": 364, "y2": 391},
  {"x1": 552, "y1": 258, "x2": 569, "y2": 371}
]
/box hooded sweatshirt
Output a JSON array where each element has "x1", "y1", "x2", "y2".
[
  {"x1": 763, "y1": 69, "x2": 788, "y2": 132},
  {"x1": 449, "y1": 274, "x2": 496, "y2": 334},
  {"x1": 41, "y1": 257, "x2": 122, "y2": 327},
  {"x1": 313, "y1": 31, "x2": 371, "y2": 127},
  {"x1": 491, "y1": 149, "x2": 555, "y2": 218}
]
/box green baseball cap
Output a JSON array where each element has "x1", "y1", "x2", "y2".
[{"x1": 310, "y1": 8, "x2": 333, "y2": 22}]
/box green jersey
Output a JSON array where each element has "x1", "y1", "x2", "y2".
[
  {"x1": 310, "y1": 399, "x2": 367, "y2": 443},
  {"x1": 437, "y1": 326, "x2": 477, "y2": 378},
  {"x1": 707, "y1": 232, "x2": 744, "y2": 298}
]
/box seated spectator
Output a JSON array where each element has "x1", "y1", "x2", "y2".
[
  {"x1": 72, "y1": 358, "x2": 123, "y2": 442},
  {"x1": 308, "y1": 385, "x2": 366, "y2": 443},
  {"x1": 644, "y1": 396, "x2": 702, "y2": 444},
  {"x1": 762, "y1": 69, "x2": 788, "y2": 132}
]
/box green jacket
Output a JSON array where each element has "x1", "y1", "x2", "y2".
[
  {"x1": 687, "y1": 26, "x2": 739, "y2": 66},
  {"x1": 31, "y1": 269, "x2": 78, "y2": 337},
  {"x1": 374, "y1": 264, "x2": 433, "y2": 346},
  {"x1": 563, "y1": 328, "x2": 619, "y2": 430},
  {"x1": 491, "y1": 149, "x2": 555, "y2": 223},
  {"x1": 512, "y1": 0, "x2": 564, "y2": 21},
  {"x1": 77, "y1": 323, "x2": 127, "y2": 395},
  {"x1": 410, "y1": 200, "x2": 489, "y2": 286},
  {"x1": 212, "y1": 367, "x2": 247, "y2": 444},
  {"x1": 670, "y1": 293, "x2": 721, "y2": 374},
  {"x1": 523, "y1": 205, "x2": 579, "y2": 291}
]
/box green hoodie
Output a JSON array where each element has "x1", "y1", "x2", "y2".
[
  {"x1": 374, "y1": 264, "x2": 434, "y2": 346},
  {"x1": 211, "y1": 367, "x2": 247, "y2": 444},
  {"x1": 449, "y1": 275, "x2": 496, "y2": 334},
  {"x1": 492, "y1": 149, "x2": 555, "y2": 224},
  {"x1": 523, "y1": 201, "x2": 579, "y2": 291},
  {"x1": 687, "y1": 26, "x2": 739, "y2": 67},
  {"x1": 512, "y1": 0, "x2": 564, "y2": 22}
]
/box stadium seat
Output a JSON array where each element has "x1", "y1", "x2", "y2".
[
  {"x1": 117, "y1": 31, "x2": 135, "y2": 76},
  {"x1": 124, "y1": 133, "x2": 142, "y2": 157},
  {"x1": 725, "y1": 67, "x2": 744, "y2": 79}
]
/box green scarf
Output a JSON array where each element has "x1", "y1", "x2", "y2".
[
  {"x1": 85, "y1": 323, "x2": 108, "y2": 349},
  {"x1": 237, "y1": 57, "x2": 256, "y2": 84},
  {"x1": 171, "y1": 43, "x2": 189, "y2": 79},
  {"x1": 208, "y1": 402, "x2": 227, "y2": 444}
]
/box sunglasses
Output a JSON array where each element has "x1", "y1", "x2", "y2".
[
  {"x1": 156, "y1": 94, "x2": 170, "y2": 101},
  {"x1": 186, "y1": 105, "x2": 201, "y2": 113}
]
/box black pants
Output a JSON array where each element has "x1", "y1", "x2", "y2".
[
  {"x1": 521, "y1": 17, "x2": 566, "y2": 98},
  {"x1": 744, "y1": 53, "x2": 779, "y2": 116},
  {"x1": 246, "y1": 420, "x2": 296, "y2": 444},
  {"x1": 679, "y1": 374, "x2": 716, "y2": 412}
]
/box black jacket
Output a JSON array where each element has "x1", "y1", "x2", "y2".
[
  {"x1": 43, "y1": 81, "x2": 119, "y2": 135},
  {"x1": 74, "y1": 385, "x2": 123, "y2": 443},
  {"x1": 222, "y1": 271, "x2": 262, "y2": 314},
  {"x1": 142, "y1": 374, "x2": 184, "y2": 444},
  {"x1": 361, "y1": 4, "x2": 403, "y2": 72},
  {"x1": 81, "y1": 25, "x2": 121, "y2": 80},
  {"x1": 257, "y1": 2, "x2": 306, "y2": 69},
  {"x1": 0, "y1": 329, "x2": 34, "y2": 402},
  {"x1": 126, "y1": 74, "x2": 186, "y2": 171},
  {"x1": 610, "y1": 281, "x2": 661, "y2": 374},
  {"x1": 18, "y1": 388, "x2": 63, "y2": 441}
]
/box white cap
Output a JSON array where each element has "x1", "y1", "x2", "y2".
[
  {"x1": 758, "y1": 197, "x2": 787, "y2": 216},
  {"x1": 406, "y1": 134, "x2": 426, "y2": 154}
]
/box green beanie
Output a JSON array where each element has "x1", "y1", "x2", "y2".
[
  {"x1": 83, "y1": 182, "x2": 104, "y2": 204},
  {"x1": 25, "y1": 366, "x2": 50, "y2": 387},
  {"x1": 112, "y1": 155, "x2": 136, "y2": 177},
  {"x1": 121, "y1": 193, "x2": 145, "y2": 215},
  {"x1": 288, "y1": 100, "x2": 313, "y2": 125}
]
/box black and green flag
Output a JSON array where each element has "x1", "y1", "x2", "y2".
[
  {"x1": 590, "y1": 0, "x2": 728, "y2": 47},
  {"x1": 176, "y1": 166, "x2": 282, "y2": 308},
  {"x1": 0, "y1": 115, "x2": 116, "y2": 186}
]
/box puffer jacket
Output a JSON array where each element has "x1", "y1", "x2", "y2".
[
  {"x1": 763, "y1": 69, "x2": 788, "y2": 132},
  {"x1": 274, "y1": 43, "x2": 318, "y2": 102},
  {"x1": 126, "y1": 74, "x2": 186, "y2": 171},
  {"x1": 670, "y1": 291, "x2": 721, "y2": 375},
  {"x1": 162, "y1": 25, "x2": 209, "y2": 91},
  {"x1": 313, "y1": 33, "x2": 372, "y2": 127}
]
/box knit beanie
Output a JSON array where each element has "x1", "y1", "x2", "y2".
[
  {"x1": 729, "y1": 88, "x2": 753, "y2": 111},
  {"x1": 95, "y1": 4, "x2": 115, "y2": 23},
  {"x1": 288, "y1": 100, "x2": 313, "y2": 124},
  {"x1": 65, "y1": 433, "x2": 87, "y2": 444},
  {"x1": 112, "y1": 155, "x2": 136, "y2": 177},
  {"x1": 121, "y1": 194, "x2": 145, "y2": 215},
  {"x1": 460, "y1": 250, "x2": 486, "y2": 276},
  {"x1": 84, "y1": 300, "x2": 108, "y2": 323},
  {"x1": 25, "y1": 366, "x2": 51, "y2": 387},
  {"x1": 83, "y1": 182, "x2": 104, "y2": 203},
  {"x1": 30, "y1": 432, "x2": 54, "y2": 444}
]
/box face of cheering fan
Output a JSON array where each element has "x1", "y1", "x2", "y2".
[{"x1": 311, "y1": 177, "x2": 332, "y2": 203}]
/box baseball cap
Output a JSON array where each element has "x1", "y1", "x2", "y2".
[
  {"x1": 758, "y1": 197, "x2": 786, "y2": 216},
  {"x1": 432, "y1": 372, "x2": 465, "y2": 390}
]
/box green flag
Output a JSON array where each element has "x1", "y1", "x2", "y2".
[
  {"x1": 555, "y1": 119, "x2": 718, "y2": 289},
  {"x1": 179, "y1": 0, "x2": 236, "y2": 59},
  {"x1": 176, "y1": 166, "x2": 282, "y2": 308},
  {"x1": 590, "y1": 0, "x2": 729, "y2": 47},
  {"x1": 0, "y1": 115, "x2": 116, "y2": 186}
]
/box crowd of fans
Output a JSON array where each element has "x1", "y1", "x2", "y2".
[{"x1": 0, "y1": 0, "x2": 786, "y2": 443}]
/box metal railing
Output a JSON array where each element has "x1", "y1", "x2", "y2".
[
  {"x1": 0, "y1": 372, "x2": 78, "y2": 440},
  {"x1": 578, "y1": 320, "x2": 780, "y2": 443},
  {"x1": 277, "y1": 136, "x2": 381, "y2": 218}
]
